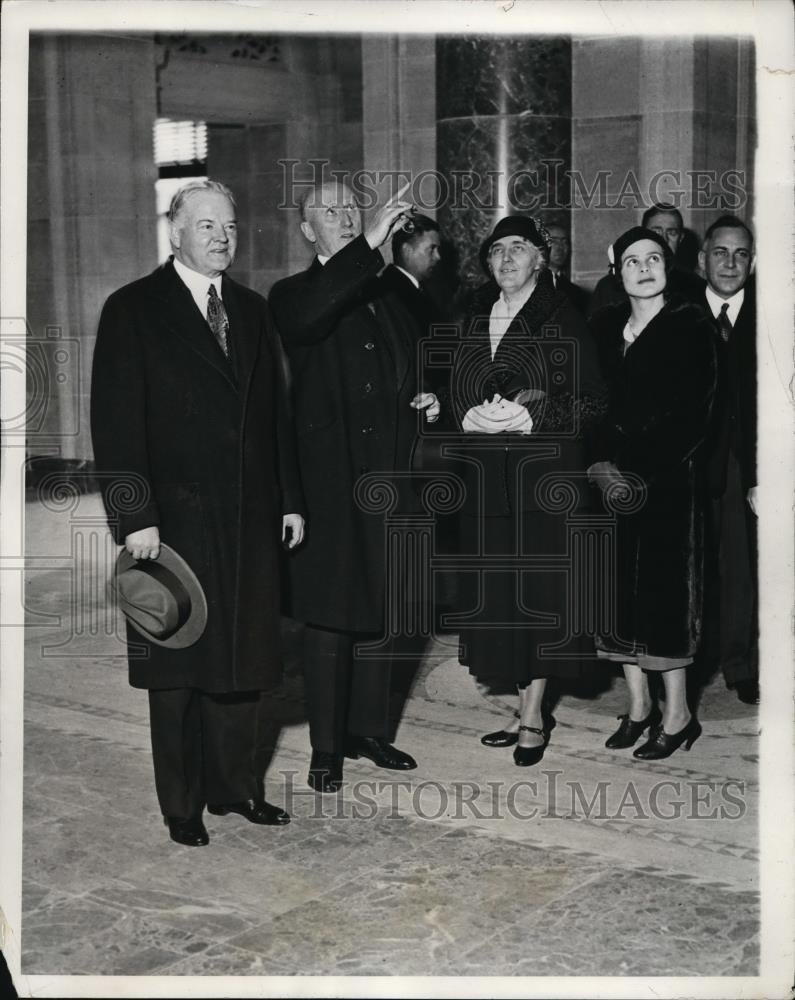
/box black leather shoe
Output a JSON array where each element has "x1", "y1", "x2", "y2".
[
  {"x1": 513, "y1": 718, "x2": 554, "y2": 767},
  {"x1": 732, "y1": 679, "x2": 759, "y2": 705},
  {"x1": 208, "y1": 799, "x2": 290, "y2": 825},
  {"x1": 165, "y1": 816, "x2": 209, "y2": 847},
  {"x1": 308, "y1": 750, "x2": 344, "y2": 793},
  {"x1": 481, "y1": 729, "x2": 519, "y2": 748},
  {"x1": 633, "y1": 717, "x2": 702, "y2": 760},
  {"x1": 605, "y1": 707, "x2": 662, "y2": 749},
  {"x1": 345, "y1": 736, "x2": 417, "y2": 770}
]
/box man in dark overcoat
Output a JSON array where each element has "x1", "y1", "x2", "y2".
[
  {"x1": 269, "y1": 179, "x2": 438, "y2": 792},
  {"x1": 91, "y1": 180, "x2": 305, "y2": 846},
  {"x1": 699, "y1": 215, "x2": 758, "y2": 704}
]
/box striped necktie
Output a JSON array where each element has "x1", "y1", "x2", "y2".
[
  {"x1": 207, "y1": 284, "x2": 229, "y2": 356},
  {"x1": 717, "y1": 302, "x2": 732, "y2": 342}
]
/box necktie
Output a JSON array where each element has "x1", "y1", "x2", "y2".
[
  {"x1": 717, "y1": 302, "x2": 732, "y2": 342},
  {"x1": 207, "y1": 284, "x2": 229, "y2": 357}
]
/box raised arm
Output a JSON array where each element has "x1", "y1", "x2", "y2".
[{"x1": 269, "y1": 235, "x2": 384, "y2": 347}]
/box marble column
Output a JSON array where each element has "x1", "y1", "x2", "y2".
[
  {"x1": 361, "y1": 35, "x2": 436, "y2": 256},
  {"x1": 436, "y1": 37, "x2": 572, "y2": 284},
  {"x1": 27, "y1": 34, "x2": 159, "y2": 462}
]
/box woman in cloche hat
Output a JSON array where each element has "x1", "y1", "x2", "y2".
[{"x1": 449, "y1": 215, "x2": 607, "y2": 766}]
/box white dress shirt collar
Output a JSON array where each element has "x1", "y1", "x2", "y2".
[
  {"x1": 395, "y1": 265, "x2": 420, "y2": 290},
  {"x1": 488, "y1": 285, "x2": 535, "y2": 360},
  {"x1": 705, "y1": 285, "x2": 745, "y2": 327},
  {"x1": 173, "y1": 257, "x2": 223, "y2": 321}
]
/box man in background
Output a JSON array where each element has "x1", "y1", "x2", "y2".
[
  {"x1": 381, "y1": 213, "x2": 442, "y2": 338},
  {"x1": 700, "y1": 215, "x2": 758, "y2": 705},
  {"x1": 544, "y1": 221, "x2": 589, "y2": 314}
]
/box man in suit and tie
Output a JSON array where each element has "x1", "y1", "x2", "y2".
[
  {"x1": 270, "y1": 179, "x2": 439, "y2": 792},
  {"x1": 544, "y1": 222, "x2": 589, "y2": 314},
  {"x1": 699, "y1": 215, "x2": 758, "y2": 704},
  {"x1": 380, "y1": 213, "x2": 442, "y2": 337},
  {"x1": 91, "y1": 180, "x2": 305, "y2": 846}
]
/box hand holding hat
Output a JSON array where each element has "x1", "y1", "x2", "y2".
[{"x1": 110, "y1": 542, "x2": 208, "y2": 648}]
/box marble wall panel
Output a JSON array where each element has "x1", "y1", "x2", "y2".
[
  {"x1": 26, "y1": 34, "x2": 158, "y2": 458},
  {"x1": 437, "y1": 36, "x2": 572, "y2": 119},
  {"x1": 437, "y1": 114, "x2": 571, "y2": 283},
  {"x1": 693, "y1": 36, "x2": 742, "y2": 115},
  {"x1": 572, "y1": 37, "x2": 642, "y2": 119},
  {"x1": 571, "y1": 115, "x2": 642, "y2": 284},
  {"x1": 26, "y1": 160, "x2": 50, "y2": 223},
  {"x1": 249, "y1": 124, "x2": 288, "y2": 174},
  {"x1": 335, "y1": 36, "x2": 364, "y2": 124}
]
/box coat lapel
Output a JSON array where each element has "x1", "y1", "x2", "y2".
[
  {"x1": 222, "y1": 274, "x2": 261, "y2": 402},
  {"x1": 151, "y1": 261, "x2": 238, "y2": 389}
]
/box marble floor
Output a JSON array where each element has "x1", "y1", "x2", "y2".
[{"x1": 15, "y1": 493, "x2": 762, "y2": 986}]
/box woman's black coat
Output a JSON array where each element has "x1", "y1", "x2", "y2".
[{"x1": 590, "y1": 297, "x2": 718, "y2": 660}]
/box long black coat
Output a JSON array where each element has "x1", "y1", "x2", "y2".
[
  {"x1": 450, "y1": 271, "x2": 607, "y2": 518},
  {"x1": 590, "y1": 298, "x2": 718, "y2": 659},
  {"x1": 91, "y1": 260, "x2": 304, "y2": 692},
  {"x1": 269, "y1": 235, "x2": 419, "y2": 633}
]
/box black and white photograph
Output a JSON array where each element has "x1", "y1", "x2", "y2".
[{"x1": 1, "y1": 1, "x2": 793, "y2": 997}]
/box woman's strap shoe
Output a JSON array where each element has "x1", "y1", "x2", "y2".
[
  {"x1": 513, "y1": 724, "x2": 550, "y2": 767},
  {"x1": 633, "y1": 717, "x2": 702, "y2": 760},
  {"x1": 605, "y1": 707, "x2": 662, "y2": 749}
]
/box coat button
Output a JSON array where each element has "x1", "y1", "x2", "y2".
[
  {"x1": 362, "y1": 426, "x2": 373, "y2": 435},
  {"x1": 364, "y1": 382, "x2": 373, "y2": 393},
  {"x1": 364, "y1": 341, "x2": 375, "y2": 350}
]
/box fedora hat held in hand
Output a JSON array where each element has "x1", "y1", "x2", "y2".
[{"x1": 110, "y1": 543, "x2": 207, "y2": 648}]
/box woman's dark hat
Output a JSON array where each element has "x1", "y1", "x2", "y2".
[
  {"x1": 479, "y1": 215, "x2": 550, "y2": 275},
  {"x1": 111, "y1": 543, "x2": 207, "y2": 648},
  {"x1": 609, "y1": 226, "x2": 672, "y2": 272}
]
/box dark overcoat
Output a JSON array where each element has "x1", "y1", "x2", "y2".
[
  {"x1": 590, "y1": 297, "x2": 718, "y2": 660},
  {"x1": 701, "y1": 280, "x2": 758, "y2": 676},
  {"x1": 380, "y1": 263, "x2": 440, "y2": 340},
  {"x1": 91, "y1": 260, "x2": 304, "y2": 692},
  {"x1": 450, "y1": 270, "x2": 608, "y2": 518},
  {"x1": 269, "y1": 234, "x2": 419, "y2": 633},
  {"x1": 703, "y1": 279, "x2": 757, "y2": 497}
]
